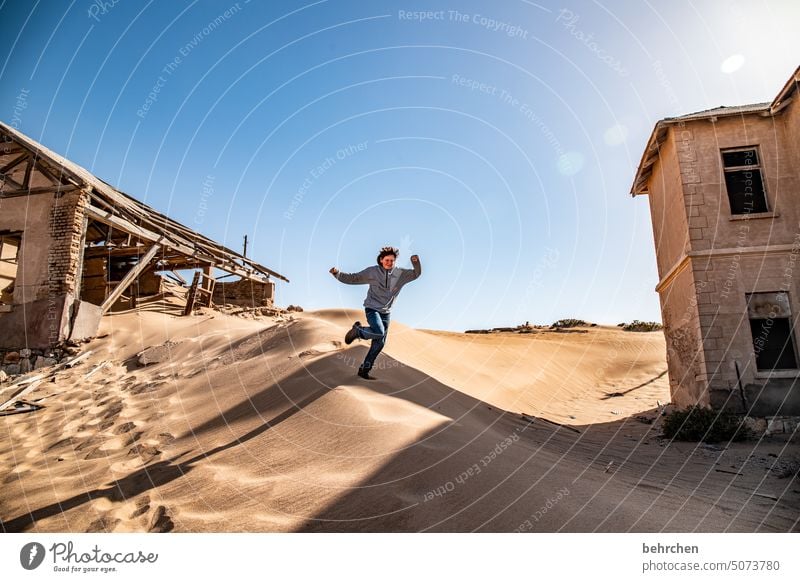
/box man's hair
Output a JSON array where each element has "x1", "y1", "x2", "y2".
[{"x1": 376, "y1": 246, "x2": 399, "y2": 265}]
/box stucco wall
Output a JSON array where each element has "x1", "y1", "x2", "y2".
[
  {"x1": 647, "y1": 128, "x2": 690, "y2": 279},
  {"x1": 685, "y1": 115, "x2": 800, "y2": 252},
  {"x1": 660, "y1": 264, "x2": 708, "y2": 408},
  {"x1": 694, "y1": 249, "x2": 800, "y2": 414},
  {"x1": 0, "y1": 194, "x2": 57, "y2": 304}
]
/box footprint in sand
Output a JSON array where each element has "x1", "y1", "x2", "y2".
[
  {"x1": 147, "y1": 505, "x2": 175, "y2": 532},
  {"x1": 157, "y1": 433, "x2": 176, "y2": 446},
  {"x1": 298, "y1": 340, "x2": 344, "y2": 359},
  {"x1": 85, "y1": 515, "x2": 121, "y2": 533},
  {"x1": 128, "y1": 443, "x2": 161, "y2": 463},
  {"x1": 127, "y1": 381, "x2": 164, "y2": 395},
  {"x1": 129, "y1": 495, "x2": 151, "y2": 519},
  {"x1": 97, "y1": 401, "x2": 124, "y2": 430},
  {"x1": 99, "y1": 432, "x2": 141, "y2": 452},
  {"x1": 109, "y1": 458, "x2": 144, "y2": 473},
  {"x1": 114, "y1": 422, "x2": 137, "y2": 434},
  {"x1": 3, "y1": 470, "x2": 28, "y2": 484}
]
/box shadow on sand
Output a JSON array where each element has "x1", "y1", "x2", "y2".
[{"x1": 3, "y1": 341, "x2": 798, "y2": 533}]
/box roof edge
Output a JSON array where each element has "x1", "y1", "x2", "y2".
[{"x1": 630, "y1": 63, "x2": 799, "y2": 197}]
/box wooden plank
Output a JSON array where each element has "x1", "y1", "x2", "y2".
[
  {"x1": 0, "y1": 122, "x2": 288, "y2": 283},
  {"x1": 162, "y1": 272, "x2": 185, "y2": 286},
  {"x1": 167, "y1": 270, "x2": 186, "y2": 284},
  {"x1": 90, "y1": 191, "x2": 289, "y2": 282},
  {"x1": 0, "y1": 380, "x2": 43, "y2": 411},
  {"x1": 31, "y1": 157, "x2": 68, "y2": 185},
  {"x1": 0, "y1": 402, "x2": 43, "y2": 416},
  {"x1": 0, "y1": 184, "x2": 78, "y2": 198},
  {"x1": 87, "y1": 206, "x2": 195, "y2": 256},
  {"x1": 0, "y1": 152, "x2": 29, "y2": 174},
  {"x1": 64, "y1": 351, "x2": 93, "y2": 368},
  {"x1": 0, "y1": 174, "x2": 24, "y2": 190},
  {"x1": 22, "y1": 157, "x2": 32, "y2": 189},
  {"x1": 183, "y1": 271, "x2": 201, "y2": 315},
  {"x1": 100, "y1": 243, "x2": 161, "y2": 314},
  {"x1": 86, "y1": 205, "x2": 271, "y2": 283},
  {"x1": 84, "y1": 245, "x2": 153, "y2": 259},
  {"x1": 84, "y1": 361, "x2": 109, "y2": 378}
]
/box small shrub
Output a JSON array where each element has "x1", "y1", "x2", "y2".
[
  {"x1": 662, "y1": 405, "x2": 751, "y2": 443},
  {"x1": 551, "y1": 318, "x2": 588, "y2": 328},
  {"x1": 622, "y1": 320, "x2": 663, "y2": 332}
]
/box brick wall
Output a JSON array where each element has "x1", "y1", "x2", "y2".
[
  {"x1": 47, "y1": 190, "x2": 89, "y2": 298},
  {"x1": 212, "y1": 277, "x2": 274, "y2": 307}
]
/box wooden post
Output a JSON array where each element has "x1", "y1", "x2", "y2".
[
  {"x1": 100, "y1": 243, "x2": 161, "y2": 314},
  {"x1": 183, "y1": 271, "x2": 201, "y2": 316}
]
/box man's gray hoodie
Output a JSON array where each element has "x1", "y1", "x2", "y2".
[{"x1": 333, "y1": 259, "x2": 422, "y2": 313}]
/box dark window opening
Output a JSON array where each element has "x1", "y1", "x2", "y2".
[
  {"x1": 721, "y1": 147, "x2": 768, "y2": 215},
  {"x1": 749, "y1": 319, "x2": 798, "y2": 370},
  {"x1": 0, "y1": 231, "x2": 22, "y2": 305},
  {"x1": 747, "y1": 292, "x2": 799, "y2": 371},
  {"x1": 109, "y1": 257, "x2": 137, "y2": 283}
]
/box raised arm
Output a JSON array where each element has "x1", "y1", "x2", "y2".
[
  {"x1": 330, "y1": 266, "x2": 373, "y2": 285},
  {"x1": 397, "y1": 254, "x2": 422, "y2": 285}
]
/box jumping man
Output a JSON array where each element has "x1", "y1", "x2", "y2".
[{"x1": 330, "y1": 246, "x2": 422, "y2": 379}]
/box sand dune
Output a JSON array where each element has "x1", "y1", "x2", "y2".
[{"x1": 1, "y1": 307, "x2": 798, "y2": 532}]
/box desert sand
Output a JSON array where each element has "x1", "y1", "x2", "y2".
[{"x1": 1, "y1": 304, "x2": 798, "y2": 532}]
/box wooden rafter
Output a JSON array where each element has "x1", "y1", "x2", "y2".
[
  {"x1": 100, "y1": 243, "x2": 162, "y2": 314},
  {"x1": 0, "y1": 184, "x2": 79, "y2": 198},
  {"x1": 0, "y1": 152, "x2": 28, "y2": 174},
  {"x1": 0, "y1": 120, "x2": 289, "y2": 284}
]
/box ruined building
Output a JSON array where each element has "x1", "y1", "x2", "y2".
[
  {"x1": 632, "y1": 65, "x2": 800, "y2": 415},
  {"x1": 0, "y1": 121, "x2": 288, "y2": 351}
]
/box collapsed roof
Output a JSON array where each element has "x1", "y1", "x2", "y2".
[{"x1": 0, "y1": 120, "x2": 288, "y2": 284}]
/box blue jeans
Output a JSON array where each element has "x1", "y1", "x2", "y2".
[{"x1": 358, "y1": 308, "x2": 390, "y2": 371}]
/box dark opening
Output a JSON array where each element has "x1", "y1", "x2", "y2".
[
  {"x1": 722, "y1": 149, "x2": 755, "y2": 167},
  {"x1": 724, "y1": 170, "x2": 768, "y2": 213},
  {"x1": 721, "y1": 147, "x2": 768, "y2": 215},
  {"x1": 749, "y1": 317, "x2": 799, "y2": 370}
]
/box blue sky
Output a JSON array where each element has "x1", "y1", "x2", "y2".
[{"x1": 1, "y1": 0, "x2": 798, "y2": 331}]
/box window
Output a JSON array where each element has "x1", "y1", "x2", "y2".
[
  {"x1": 721, "y1": 147, "x2": 768, "y2": 215},
  {"x1": 747, "y1": 292, "x2": 798, "y2": 371},
  {"x1": 0, "y1": 231, "x2": 22, "y2": 305}
]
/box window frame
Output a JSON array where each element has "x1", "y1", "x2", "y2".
[
  {"x1": 720, "y1": 145, "x2": 769, "y2": 215},
  {"x1": 0, "y1": 232, "x2": 22, "y2": 264},
  {"x1": 0, "y1": 231, "x2": 22, "y2": 306},
  {"x1": 746, "y1": 291, "x2": 800, "y2": 372}
]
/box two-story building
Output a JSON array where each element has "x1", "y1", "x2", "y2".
[{"x1": 632, "y1": 65, "x2": 800, "y2": 416}]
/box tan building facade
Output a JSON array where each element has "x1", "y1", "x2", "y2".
[{"x1": 632, "y1": 66, "x2": 800, "y2": 416}]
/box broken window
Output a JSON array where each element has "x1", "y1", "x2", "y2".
[
  {"x1": 747, "y1": 292, "x2": 799, "y2": 370},
  {"x1": 721, "y1": 147, "x2": 768, "y2": 215},
  {"x1": 0, "y1": 231, "x2": 22, "y2": 305}
]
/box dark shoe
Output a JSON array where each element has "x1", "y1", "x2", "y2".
[
  {"x1": 357, "y1": 366, "x2": 376, "y2": 380},
  {"x1": 345, "y1": 321, "x2": 361, "y2": 345}
]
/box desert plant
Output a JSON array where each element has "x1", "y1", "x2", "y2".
[
  {"x1": 551, "y1": 318, "x2": 588, "y2": 328},
  {"x1": 622, "y1": 320, "x2": 663, "y2": 332},
  {"x1": 662, "y1": 405, "x2": 751, "y2": 443}
]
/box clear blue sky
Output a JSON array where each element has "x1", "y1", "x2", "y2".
[{"x1": 1, "y1": 0, "x2": 798, "y2": 331}]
